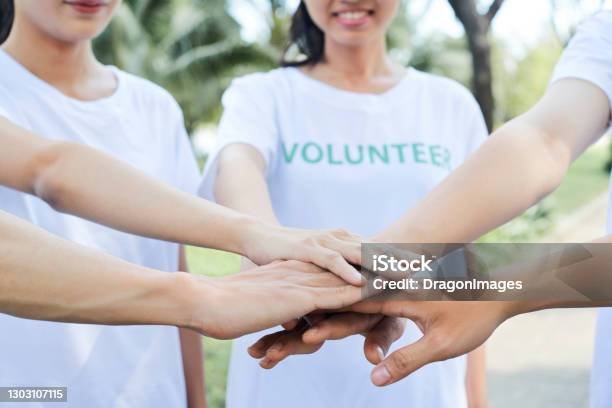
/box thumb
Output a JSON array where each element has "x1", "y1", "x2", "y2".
[
  {"x1": 370, "y1": 335, "x2": 436, "y2": 387},
  {"x1": 363, "y1": 317, "x2": 406, "y2": 365}
]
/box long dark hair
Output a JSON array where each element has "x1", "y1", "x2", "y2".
[
  {"x1": 0, "y1": 0, "x2": 14, "y2": 44},
  {"x1": 281, "y1": 1, "x2": 325, "y2": 67}
]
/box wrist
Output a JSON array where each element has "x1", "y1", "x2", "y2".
[
  {"x1": 233, "y1": 216, "x2": 268, "y2": 257},
  {"x1": 164, "y1": 272, "x2": 215, "y2": 333},
  {"x1": 169, "y1": 272, "x2": 234, "y2": 338},
  {"x1": 498, "y1": 300, "x2": 547, "y2": 319}
]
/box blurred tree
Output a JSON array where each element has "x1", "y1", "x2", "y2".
[
  {"x1": 410, "y1": 34, "x2": 471, "y2": 85},
  {"x1": 94, "y1": 0, "x2": 277, "y2": 132},
  {"x1": 446, "y1": 0, "x2": 505, "y2": 131},
  {"x1": 497, "y1": 36, "x2": 563, "y2": 122}
]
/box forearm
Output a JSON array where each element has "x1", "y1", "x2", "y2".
[
  {"x1": 377, "y1": 119, "x2": 569, "y2": 243},
  {"x1": 0, "y1": 210, "x2": 197, "y2": 327},
  {"x1": 466, "y1": 346, "x2": 487, "y2": 408},
  {"x1": 214, "y1": 145, "x2": 281, "y2": 270},
  {"x1": 214, "y1": 145, "x2": 279, "y2": 225},
  {"x1": 0, "y1": 117, "x2": 260, "y2": 255},
  {"x1": 377, "y1": 80, "x2": 610, "y2": 245},
  {"x1": 30, "y1": 142, "x2": 258, "y2": 254}
]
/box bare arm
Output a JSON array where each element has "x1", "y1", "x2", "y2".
[
  {"x1": 214, "y1": 143, "x2": 279, "y2": 225},
  {"x1": 0, "y1": 117, "x2": 361, "y2": 284},
  {"x1": 0, "y1": 209, "x2": 362, "y2": 338},
  {"x1": 378, "y1": 79, "x2": 610, "y2": 243}
]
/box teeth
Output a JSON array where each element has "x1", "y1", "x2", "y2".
[{"x1": 338, "y1": 11, "x2": 367, "y2": 20}]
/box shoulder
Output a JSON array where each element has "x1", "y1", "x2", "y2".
[
  {"x1": 0, "y1": 79, "x2": 26, "y2": 126},
  {"x1": 408, "y1": 68, "x2": 481, "y2": 111},
  {"x1": 575, "y1": 10, "x2": 612, "y2": 38},
  {"x1": 224, "y1": 68, "x2": 294, "y2": 101},
  {"x1": 114, "y1": 68, "x2": 183, "y2": 117},
  {"x1": 562, "y1": 10, "x2": 612, "y2": 54},
  {"x1": 552, "y1": 10, "x2": 612, "y2": 106}
]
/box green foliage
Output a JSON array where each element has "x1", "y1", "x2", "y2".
[
  {"x1": 493, "y1": 34, "x2": 563, "y2": 123},
  {"x1": 94, "y1": 0, "x2": 277, "y2": 132},
  {"x1": 409, "y1": 34, "x2": 472, "y2": 86}
]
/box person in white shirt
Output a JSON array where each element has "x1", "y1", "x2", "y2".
[
  {"x1": 200, "y1": 1, "x2": 488, "y2": 407},
  {"x1": 0, "y1": 0, "x2": 356, "y2": 407},
  {"x1": 252, "y1": 8, "x2": 612, "y2": 407}
]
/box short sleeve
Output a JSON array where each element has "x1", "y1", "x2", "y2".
[
  {"x1": 551, "y1": 11, "x2": 612, "y2": 123},
  {"x1": 0, "y1": 87, "x2": 21, "y2": 125},
  {"x1": 460, "y1": 94, "x2": 488, "y2": 160},
  {"x1": 442, "y1": 81, "x2": 488, "y2": 167},
  {"x1": 169, "y1": 101, "x2": 201, "y2": 195},
  {"x1": 198, "y1": 73, "x2": 279, "y2": 201}
]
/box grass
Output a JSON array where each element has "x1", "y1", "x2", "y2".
[
  {"x1": 186, "y1": 141, "x2": 611, "y2": 407},
  {"x1": 186, "y1": 248, "x2": 238, "y2": 408},
  {"x1": 542, "y1": 142, "x2": 610, "y2": 215}
]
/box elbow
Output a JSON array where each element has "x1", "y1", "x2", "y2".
[
  {"x1": 494, "y1": 120, "x2": 571, "y2": 202},
  {"x1": 28, "y1": 142, "x2": 77, "y2": 212},
  {"x1": 532, "y1": 127, "x2": 572, "y2": 200}
]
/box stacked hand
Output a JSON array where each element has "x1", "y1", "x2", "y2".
[
  {"x1": 243, "y1": 224, "x2": 363, "y2": 285},
  {"x1": 248, "y1": 299, "x2": 521, "y2": 386},
  {"x1": 181, "y1": 260, "x2": 364, "y2": 340}
]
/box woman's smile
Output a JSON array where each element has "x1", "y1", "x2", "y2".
[{"x1": 332, "y1": 8, "x2": 375, "y2": 28}]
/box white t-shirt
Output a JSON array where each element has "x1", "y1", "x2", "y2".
[
  {"x1": 200, "y1": 67, "x2": 487, "y2": 408},
  {"x1": 0, "y1": 50, "x2": 201, "y2": 408},
  {"x1": 551, "y1": 10, "x2": 612, "y2": 408}
]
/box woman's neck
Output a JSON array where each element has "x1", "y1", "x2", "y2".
[
  {"x1": 302, "y1": 37, "x2": 405, "y2": 94},
  {"x1": 1, "y1": 18, "x2": 116, "y2": 101}
]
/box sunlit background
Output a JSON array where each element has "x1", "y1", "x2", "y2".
[{"x1": 93, "y1": 1, "x2": 611, "y2": 406}]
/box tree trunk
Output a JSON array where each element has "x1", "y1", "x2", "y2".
[
  {"x1": 447, "y1": 0, "x2": 505, "y2": 132},
  {"x1": 466, "y1": 29, "x2": 495, "y2": 131}
]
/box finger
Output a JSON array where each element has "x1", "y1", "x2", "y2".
[
  {"x1": 370, "y1": 335, "x2": 435, "y2": 387},
  {"x1": 303, "y1": 312, "x2": 327, "y2": 327},
  {"x1": 350, "y1": 298, "x2": 422, "y2": 319},
  {"x1": 313, "y1": 285, "x2": 364, "y2": 311},
  {"x1": 302, "y1": 313, "x2": 382, "y2": 344},
  {"x1": 248, "y1": 331, "x2": 286, "y2": 359},
  {"x1": 309, "y1": 247, "x2": 363, "y2": 286},
  {"x1": 282, "y1": 319, "x2": 300, "y2": 331},
  {"x1": 363, "y1": 317, "x2": 407, "y2": 365},
  {"x1": 263, "y1": 332, "x2": 324, "y2": 368},
  {"x1": 324, "y1": 237, "x2": 362, "y2": 266}
]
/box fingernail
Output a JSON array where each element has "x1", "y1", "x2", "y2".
[
  {"x1": 376, "y1": 346, "x2": 385, "y2": 361},
  {"x1": 371, "y1": 364, "x2": 391, "y2": 386},
  {"x1": 304, "y1": 327, "x2": 319, "y2": 339},
  {"x1": 260, "y1": 358, "x2": 272, "y2": 368},
  {"x1": 248, "y1": 343, "x2": 260, "y2": 351},
  {"x1": 268, "y1": 342, "x2": 283, "y2": 354}
]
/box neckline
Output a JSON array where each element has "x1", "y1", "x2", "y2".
[
  {"x1": 0, "y1": 49, "x2": 123, "y2": 105},
  {"x1": 289, "y1": 66, "x2": 412, "y2": 100}
]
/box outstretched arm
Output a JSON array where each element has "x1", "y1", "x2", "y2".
[
  {"x1": 379, "y1": 79, "x2": 610, "y2": 243},
  {"x1": 0, "y1": 209, "x2": 361, "y2": 337},
  {"x1": 0, "y1": 117, "x2": 361, "y2": 284}
]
